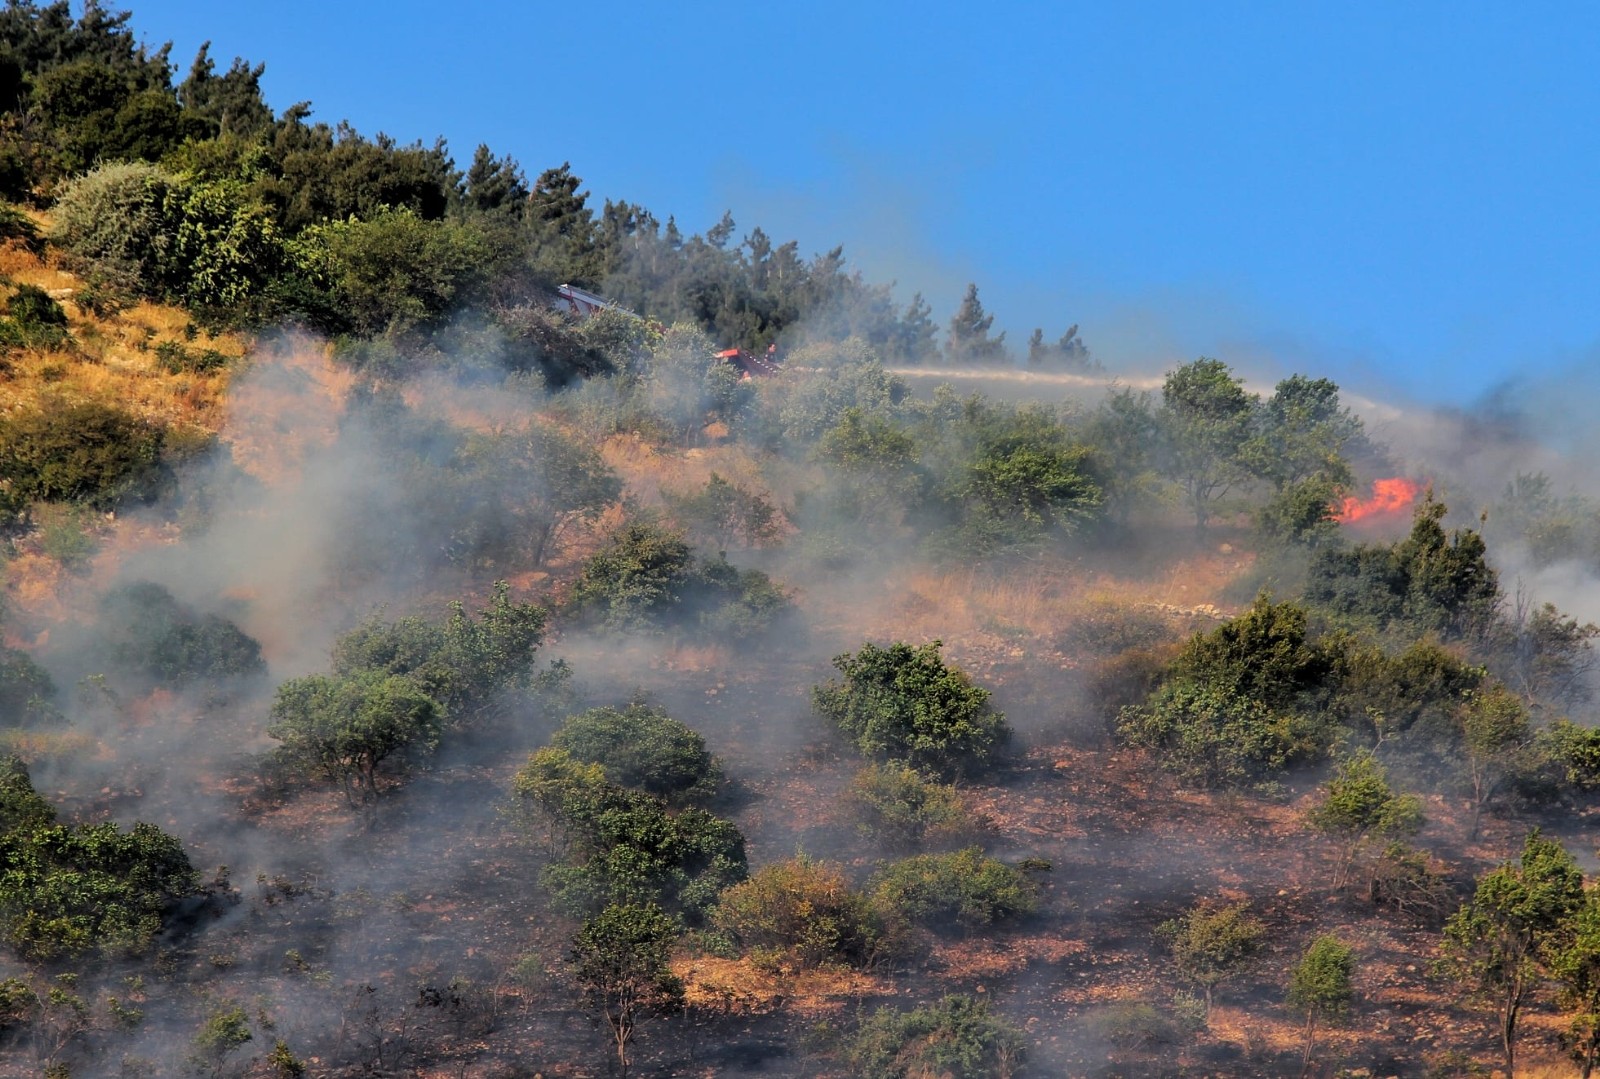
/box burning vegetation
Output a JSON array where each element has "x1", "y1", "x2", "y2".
[{"x1": 2, "y1": 5, "x2": 1600, "y2": 1079}]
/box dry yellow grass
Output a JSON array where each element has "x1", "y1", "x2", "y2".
[
  {"x1": 0, "y1": 239, "x2": 244, "y2": 437},
  {"x1": 674, "y1": 954, "x2": 884, "y2": 1018},
  {"x1": 599, "y1": 431, "x2": 770, "y2": 508}
]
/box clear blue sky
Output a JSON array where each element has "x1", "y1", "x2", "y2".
[{"x1": 123, "y1": 1, "x2": 1600, "y2": 404}]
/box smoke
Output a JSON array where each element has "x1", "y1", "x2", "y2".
[{"x1": 13, "y1": 292, "x2": 1600, "y2": 1076}]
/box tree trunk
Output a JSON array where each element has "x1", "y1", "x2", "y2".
[
  {"x1": 1299, "y1": 1011, "x2": 1317, "y2": 1079},
  {"x1": 1502, "y1": 988, "x2": 1520, "y2": 1078}
]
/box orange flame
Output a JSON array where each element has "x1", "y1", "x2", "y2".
[{"x1": 1335, "y1": 477, "x2": 1422, "y2": 523}]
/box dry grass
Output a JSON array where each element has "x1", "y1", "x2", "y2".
[
  {"x1": 0, "y1": 240, "x2": 243, "y2": 436},
  {"x1": 599, "y1": 432, "x2": 770, "y2": 509},
  {"x1": 674, "y1": 954, "x2": 884, "y2": 1019}
]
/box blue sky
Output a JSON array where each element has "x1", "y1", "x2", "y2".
[{"x1": 124, "y1": 1, "x2": 1600, "y2": 405}]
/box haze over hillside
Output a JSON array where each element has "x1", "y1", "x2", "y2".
[{"x1": 0, "y1": 5, "x2": 1599, "y2": 1078}]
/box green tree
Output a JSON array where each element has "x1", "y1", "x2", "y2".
[
  {"x1": 945, "y1": 283, "x2": 1006, "y2": 364},
  {"x1": 1158, "y1": 357, "x2": 1258, "y2": 529},
  {"x1": 1082, "y1": 385, "x2": 1163, "y2": 527},
  {"x1": 1287, "y1": 935, "x2": 1355, "y2": 1078},
  {"x1": 330, "y1": 581, "x2": 551, "y2": 721},
  {"x1": 1459, "y1": 684, "x2": 1534, "y2": 839},
  {"x1": 1245, "y1": 375, "x2": 1362, "y2": 493},
  {"x1": 267, "y1": 670, "x2": 442, "y2": 805},
  {"x1": 812, "y1": 640, "x2": 1010, "y2": 778},
  {"x1": 663, "y1": 472, "x2": 780, "y2": 551},
  {"x1": 285, "y1": 206, "x2": 488, "y2": 343},
  {"x1": 189, "y1": 1004, "x2": 252, "y2": 1078},
  {"x1": 1159, "y1": 900, "x2": 1266, "y2": 1016},
  {"x1": 1307, "y1": 751, "x2": 1424, "y2": 893},
  {"x1": 566, "y1": 522, "x2": 695, "y2": 631},
  {"x1": 570, "y1": 903, "x2": 684, "y2": 1079},
  {"x1": 1441, "y1": 831, "x2": 1585, "y2": 1077},
  {"x1": 508, "y1": 747, "x2": 614, "y2": 855},
  {"x1": 1170, "y1": 595, "x2": 1335, "y2": 713},
  {"x1": 1550, "y1": 891, "x2": 1600, "y2": 1078},
  {"x1": 551, "y1": 703, "x2": 722, "y2": 805}
]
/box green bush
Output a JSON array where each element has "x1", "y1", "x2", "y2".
[
  {"x1": 285, "y1": 206, "x2": 487, "y2": 342},
  {"x1": 152, "y1": 339, "x2": 229, "y2": 374},
  {"x1": 567, "y1": 522, "x2": 793, "y2": 636},
  {"x1": 712, "y1": 856, "x2": 894, "y2": 970},
  {"x1": 0, "y1": 647, "x2": 55, "y2": 727},
  {"x1": 514, "y1": 748, "x2": 746, "y2": 923},
  {"x1": 1117, "y1": 680, "x2": 1323, "y2": 790},
  {"x1": 98, "y1": 581, "x2": 264, "y2": 687},
  {"x1": 49, "y1": 162, "x2": 178, "y2": 297},
  {"x1": 0, "y1": 400, "x2": 164, "y2": 507},
  {"x1": 0, "y1": 283, "x2": 68, "y2": 353},
  {"x1": 51, "y1": 164, "x2": 283, "y2": 316},
  {"x1": 539, "y1": 795, "x2": 747, "y2": 925},
  {"x1": 812, "y1": 640, "x2": 1010, "y2": 778},
  {"x1": 267, "y1": 670, "x2": 443, "y2": 805},
  {"x1": 847, "y1": 995, "x2": 1026, "y2": 1079},
  {"x1": 0, "y1": 757, "x2": 199, "y2": 961},
  {"x1": 868, "y1": 847, "x2": 1037, "y2": 932},
  {"x1": 551, "y1": 703, "x2": 722, "y2": 804},
  {"x1": 1084, "y1": 998, "x2": 1205, "y2": 1052},
  {"x1": 847, "y1": 760, "x2": 969, "y2": 848}
]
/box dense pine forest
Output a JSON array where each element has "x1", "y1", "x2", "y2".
[{"x1": 5, "y1": 4, "x2": 1600, "y2": 1077}]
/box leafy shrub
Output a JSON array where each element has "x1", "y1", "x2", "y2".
[
  {"x1": 0, "y1": 647, "x2": 55, "y2": 726},
  {"x1": 712, "y1": 856, "x2": 894, "y2": 970},
  {"x1": 1117, "y1": 680, "x2": 1323, "y2": 789},
  {"x1": 1158, "y1": 900, "x2": 1265, "y2": 1012},
  {"x1": 868, "y1": 847, "x2": 1037, "y2": 932},
  {"x1": 1058, "y1": 600, "x2": 1177, "y2": 658},
  {"x1": 813, "y1": 640, "x2": 1010, "y2": 778},
  {"x1": 513, "y1": 749, "x2": 746, "y2": 923},
  {"x1": 1306, "y1": 493, "x2": 1500, "y2": 640},
  {"x1": 0, "y1": 283, "x2": 68, "y2": 353},
  {"x1": 330, "y1": 582, "x2": 553, "y2": 720},
  {"x1": 285, "y1": 206, "x2": 487, "y2": 342},
  {"x1": 539, "y1": 795, "x2": 747, "y2": 925},
  {"x1": 52, "y1": 165, "x2": 284, "y2": 316},
  {"x1": 847, "y1": 760, "x2": 969, "y2": 848},
  {"x1": 567, "y1": 522, "x2": 792, "y2": 636},
  {"x1": 152, "y1": 339, "x2": 229, "y2": 374},
  {"x1": 98, "y1": 581, "x2": 264, "y2": 687},
  {"x1": 552, "y1": 703, "x2": 722, "y2": 804},
  {"x1": 663, "y1": 472, "x2": 782, "y2": 550},
  {"x1": 49, "y1": 162, "x2": 177, "y2": 296},
  {"x1": 32, "y1": 502, "x2": 95, "y2": 570},
  {"x1": 0, "y1": 400, "x2": 163, "y2": 507},
  {"x1": 847, "y1": 995, "x2": 1026, "y2": 1079},
  {"x1": 1084, "y1": 999, "x2": 1204, "y2": 1052},
  {"x1": 1169, "y1": 594, "x2": 1338, "y2": 712},
  {"x1": 566, "y1": 522, "x2": 694, "y2": 630},
  {"x1": 0, "y1": 757, "x2": 199, "y2": 961}
]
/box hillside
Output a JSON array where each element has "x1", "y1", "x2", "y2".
[{"x1": 2, "y1": 5, "x2": 1600, "y2": 1079}]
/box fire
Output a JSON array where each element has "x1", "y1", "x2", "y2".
[{"x1": 1335, "y1": 477, "x2": 1423, "y2": 523}]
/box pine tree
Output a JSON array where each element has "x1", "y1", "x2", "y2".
[{"x1": 945, "y1": 283, "x2": 1006, "y2": 364}]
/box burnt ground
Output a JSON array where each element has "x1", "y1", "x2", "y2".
[{"x1": 0, "y1": 611, "x2": 1584, "y2": 1077}]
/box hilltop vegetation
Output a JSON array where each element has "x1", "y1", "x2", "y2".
[{"x1": 2, "y1": 4, "x2": 1600, "y2": 1078}]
